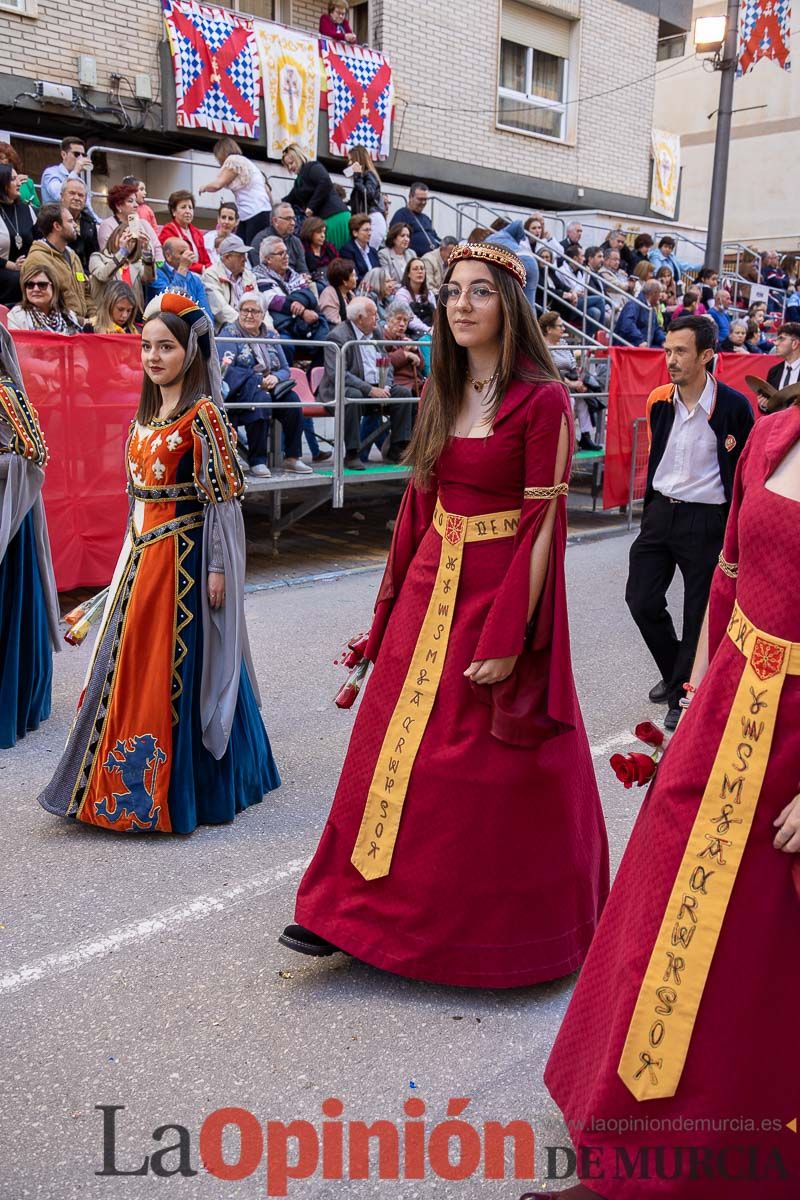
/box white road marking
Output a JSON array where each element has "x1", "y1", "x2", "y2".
[
  {"x1": 589, "y1": 729, "x2": 638, "y2": 758},
  {"x1": 3, "y1": 732, "x2": 643, "y2": 997},
  {"x1": 0, "y1": 857, "x2": 307, "y2": 996}
]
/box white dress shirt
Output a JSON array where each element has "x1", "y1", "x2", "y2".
[
  {"x1": 652, "y1": 376, "x2": 726, "y2": 504},
  {"x1": 779, "y1": 357, "x2": 800, "y2": 389},
  {"x1": 353, "y1": 324, "x2": 379, "y2": 384}
]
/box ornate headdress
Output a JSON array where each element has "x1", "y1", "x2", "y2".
[
  {"x1": 142, "y1": 290, "x2": 223, "y2": 406},
  {"x1": 0, "y1": 323, "x2": 24, "y2": 392},
  {"x1": 447, "y1": 242, "x2": 527, "y2": 288}
]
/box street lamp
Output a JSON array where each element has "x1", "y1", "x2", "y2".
[
  {"x1": 695, "y1": 1, "x2": 740, "y2": 271},
  {"x1": 694, "y1": 15, "x2": 727, "y2": 57}
]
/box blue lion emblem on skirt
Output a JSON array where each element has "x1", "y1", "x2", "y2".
[{"x1": 96, "y1": 735, "x2": 168, "y2": 831}]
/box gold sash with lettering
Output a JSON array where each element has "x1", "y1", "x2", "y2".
[
  {"x1": 350, "y1": 500, "x2": 522, "y2": 881},
  {"x1": 619, "y1": 601, "x2": 800, "y2": 1100}
]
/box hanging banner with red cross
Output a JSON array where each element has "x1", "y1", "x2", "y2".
[
  {"x1": 738, "y1": 0, "x2": 792, "y2": 76},
  {"x1": 163, "y1": 0, "x2": 261, "y2": 138},
  {"x1": 320, "y1": 38, "x2": 394, "y2": 160}
]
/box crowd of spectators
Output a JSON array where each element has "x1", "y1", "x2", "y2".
[{"x1": 4, "y1": 119, "x2": 800, "y2": 471}]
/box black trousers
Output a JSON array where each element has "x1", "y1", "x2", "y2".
[
  {"x1": 225, "y1": 369, "x2": 303, "y2": 461},
  {"x1": 343, "y1": 385, "x2": 415, "y2": 454},
  {"x1": 625, "y1": 492, "x2": 728, "y2": 709}
]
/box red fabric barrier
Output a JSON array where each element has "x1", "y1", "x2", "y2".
[
  {"x1": 714, "y1": 351, "x2": 773, "y2": 401},
  {"x1": 603, "y1": 349, "x2": 668, "y2": 511},
  {"x1": 13, "y1": 332, "x2": 140, "y2": 591},
  {"x1": 602, "y1": 350, "x2": 772, "y2": 509}
]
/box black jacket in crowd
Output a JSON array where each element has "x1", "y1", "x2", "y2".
[
  {"x1": 644, "y1": 378, "x2": 755, "y2": 507},
  {"x1": 72, "y1": 209, "x2": 100, "y2": 271},
  {"x1": 284, "y1": 161, "x2": 347, "y2": 220}
]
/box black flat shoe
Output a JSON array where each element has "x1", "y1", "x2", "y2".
[
  {"x1": 278, "y1": 924, "x2": 341, "y2": 957},
  {"x1": 648, "y1": 678, "x2": 668, "y2": 703},
  {"x1": 664, "y1": 705, "x2": 681, "y2": 732}
]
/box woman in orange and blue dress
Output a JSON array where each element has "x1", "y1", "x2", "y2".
[
  {"x1": 38, "y1": 292, "x2": 279, "y2": 833},
  {"x1": 0, "y1": 324, "x2": 60, "y2": 748}
]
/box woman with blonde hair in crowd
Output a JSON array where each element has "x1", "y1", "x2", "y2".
[
  {"x1": 655, "y1": 264, "x2": 678, "y2": 313},
  {"x1": 199, "y1": 137, "x2": 273, "y2": 246},
  {"x1": 281, "y1": 144, "x2": 350, "y2": 248},
  {"x1": 8, "y1": 261, "x2": 83, "y2": 334},
  {"x1": 92, "y1": 280, "x2": 140, "y2": 334},
  {"x1": 346, "y1": 145, "x2": 386, "y2": 249},
  {"x1": 89, "y1": 220, "x2": 155, "y2": 313},
  {"x1": 631, "y1": 259, "x2": 655, "y2": 292}
]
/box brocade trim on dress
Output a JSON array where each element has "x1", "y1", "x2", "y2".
[
  {"x1": 523, "y1": 483, "x2": 569, "y2": 500},
  {"x1": 717, "y1": 553, "x2": 739, "y2": 578}
]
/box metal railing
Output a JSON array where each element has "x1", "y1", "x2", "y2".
[
  {"x1": 213, "y1": 334, "x2": 423, "y2": 512},
  {"x1": 626, "y1": 417, "x2": 649, "y2": 530},
  {"x1": 531, "y1": 246, "x2": 654, "y2": 348}
]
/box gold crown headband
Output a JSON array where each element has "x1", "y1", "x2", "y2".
[{"x1": 447, "y1": 242, "x2": 527, "y2": 288}]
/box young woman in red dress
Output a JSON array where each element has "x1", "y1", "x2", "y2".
[
  {"x1": 539, "y1": 400, "x2": 800, "y2": 1197},
  {"x1": 280, "y1": 243, "x2": 609, "y2": 987}
]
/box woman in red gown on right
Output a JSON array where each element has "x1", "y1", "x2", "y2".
[{"x1": 539, "y1": 401, "x2": 800, "y2": 1197}]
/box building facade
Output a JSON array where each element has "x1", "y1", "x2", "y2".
[
  {"x1": 0, "y1": 0, "x2": 691, "y2": 219},
  {"x1": 653, "y1": 1, "x2": 797, "y2": 248}
]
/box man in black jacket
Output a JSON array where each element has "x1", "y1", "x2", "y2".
[
  {"x1": 60, "y1": 177, "x2": 98, "y2": 271},
  {"x1": 626, "y1": 315, "x2": 755, "y2": 730},
  {"x1": 767, "y1": 322, "x2": 800, "y2": 391}
]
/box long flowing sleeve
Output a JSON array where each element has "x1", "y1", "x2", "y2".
[
  {"x1": 707, "y1": 429, "x2": 753, "y2": 658},
  {"x1": 472, "y1": 380, "x2": 577, "y2": 747},
  {"x1": 0, "y1": 380, "x2": 60, "y2": 649},
  {"x1": 363, "y1": 475, "x2": 438, "y2": 664},
  {"x1": 192, "y1": 399, "x2": 258, "y2": 759}
]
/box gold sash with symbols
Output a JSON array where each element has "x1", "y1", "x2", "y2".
[
  {"x1": 350, "y1": 500, "x2": 522, "y2": 881},
  {"x1": 619, "y1": 601, "x2": 800, "y2": 1101}
]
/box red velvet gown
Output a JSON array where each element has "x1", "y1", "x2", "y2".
[
  {"x1": 294, "y1": 378, "x2": 609, "y2": 987},
  {"x1": 545, "y1": 405, "x2": 800, "y2": 1196}
]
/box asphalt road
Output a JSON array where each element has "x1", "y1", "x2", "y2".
[{"x1": 1, "y1": 529, "x2": 677, "y2": 1200}]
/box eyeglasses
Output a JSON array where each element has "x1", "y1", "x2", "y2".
[
  {"x1": 438, "y1": 284, "x2": 499, "y2": 308},
  {"x1": 25, "y1": 280, "x2": 52, "y2": 290}
]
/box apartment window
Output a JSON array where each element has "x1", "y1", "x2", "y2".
[
  {"x1": 498, "y1": 1, "x2": 573, "y2": 141},
  {"x1": 0, "y1": 0, "x2": 38, "y2": 16},
  {"x1": 218, "y1": 0, "x2": 275, "y2": 18},
  {"x1": 349, "y1": 0, "x2": 370, "y2": 44},
  {"x1": 656, "y1": 33, "x2": 687, "y2": 61}
]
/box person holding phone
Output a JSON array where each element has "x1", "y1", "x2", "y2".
[
  {"x1": 40, "y1": 138, "x2": 94, "y2": 206},
  {"x1": 97, "y1": 183, "x2": 162, "y2": 260}
]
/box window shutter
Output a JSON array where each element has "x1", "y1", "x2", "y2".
[{"x1": 501, "y1": 0, "x2": 572, "y2": 59}]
